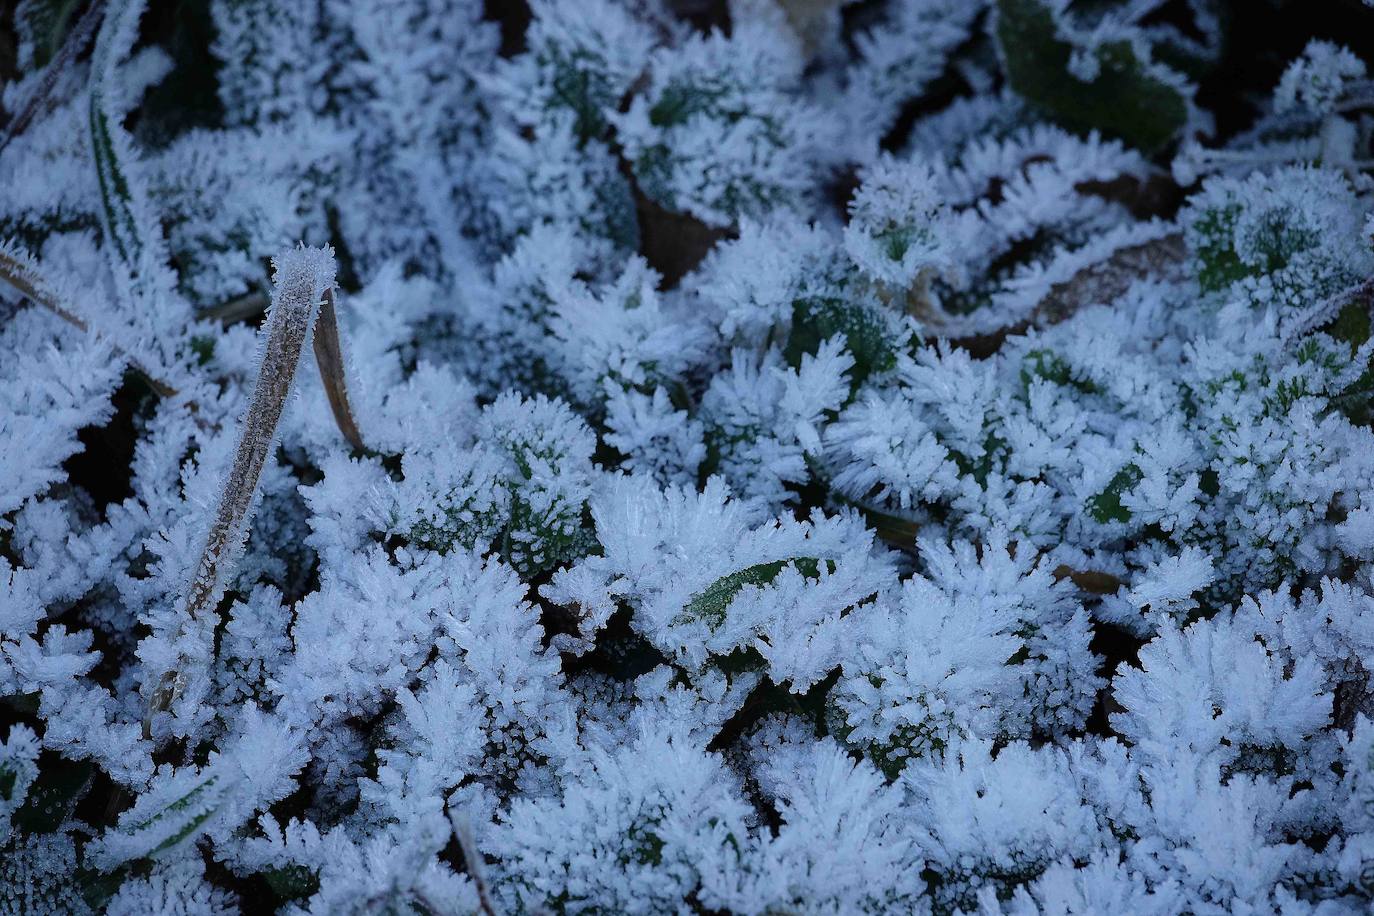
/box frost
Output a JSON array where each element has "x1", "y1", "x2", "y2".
[
  {"x1": 3, "y1": 2, "x2": 1374, "y2": 911},
  {"x1": 0, "y1": 724, "x2": 39, "y2": 841},
  {"x1": 1276, "y1": 41, "x2": 1369, "y2": 117}
]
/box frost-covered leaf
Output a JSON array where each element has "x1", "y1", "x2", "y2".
[{"x1": 995, "y1": 0, "x2": 1192, "y2": 153}]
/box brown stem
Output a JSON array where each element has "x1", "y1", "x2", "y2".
[
  {"x1": 311, "y1": 288, "x2": 367, "y2": 452},
  {"x1": 201, "y1": 290, "x2": 268, "y2": 324},
  {"x1": 0, "y1": 246, "x2": 178, "y2": 398}
]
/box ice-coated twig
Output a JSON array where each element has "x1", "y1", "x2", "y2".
[
  {"x1": 450, "y1": 809, "x2": 501, "y2": 916},
  {"x1": 0, "y1": 0, "x2": 108, "y2": 156},
  {"x1": 145, "y1": 246, "x2": 336, "y2": 736},
  {"x1": 311, "y1": 288, "x2": 367, "y2": 453},
  {"x1": 0, "y1": 242, "x2": 177, "y2": 398}
]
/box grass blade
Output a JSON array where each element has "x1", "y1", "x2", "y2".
[
  {"x1": 311, "y1": 288, "x2": 366, "y2": 452},
  {"x1": 145, "y1": 246, "x2": 336, "y2": 737}
]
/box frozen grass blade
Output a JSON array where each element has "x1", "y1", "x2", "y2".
[
  {"x1": 145, "y1": 246, "x2": 336, "y2": 736},
  {"x1": 88, "y1": 0, "x2": 148, "y2": 276},
  {"x1": 0, "y1": 244, "x2": 97, "y2": 337},
  {"x1": 203, "y1": 286, "x2": 365, "y2": 450},
  {"x1": 182, "y1": 247, "x2": 333, "y2": 618}
]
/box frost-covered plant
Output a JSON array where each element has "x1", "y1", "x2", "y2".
[
  {"x1": 615, "y1": 10, "x2": 833, "y2": 228},
  {"x1": 482, "y1": 0, "x2": 655, "y2": 254},
  {"x1": 0, "y1": 724, "x2": 39, "y2": 841},
  {"x1": 4, "y1": 0, "x2": 1374, "y2": 912},
  {"x1": 994, "y1": 0, "x2": 1207, "y2": 153},
  {"x1": 830, "y1": 530, "x2": 1100, "y2": 777},
  {"x1": 1181, "y1": 165, "x2": 1374, "y2": 331},
  {"x1": 1175, "y1": 39, "x2": 1374, "y2": 183}
]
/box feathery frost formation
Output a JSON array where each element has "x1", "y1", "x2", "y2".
[{"x1": 2, "y1": 0, "x2": 1374, "y2": 911}]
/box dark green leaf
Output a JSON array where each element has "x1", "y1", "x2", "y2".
[
  {"x1": 12, "y1": 755, "x2": 94, "y2": 835},
  {"x1": 995, "y1": 0, "x2": 1190, "y2": 153},
  {"x1": 16, "y1": 0, "x2": 85, "y2": 68},
  {"x1": 679, "y1": 557, "x2": 834, "y2": 629},
  {"x1": 1088, "y1": 463, "x2": 1144, "y2": 524}
]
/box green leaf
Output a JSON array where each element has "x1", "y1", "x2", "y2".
[
  {"x1": 1188, "y1": 204, "x2": 1249, "y2": 293},
  {"x1": 88, "y1": 0, "x2": 150, "y2": 278},
  {"x1": 786, "y1": 297, "x2": 897, "y2": 390},
  {"x1": 678, "y1": 557, "x2": 834, "y2": 629},
  {"x1": 132, "y1": 774, "x2": 221, "y2": 859},
  {"x1": 1020, "y1": 348, "x2": 1100, "y2": 395},
  {"x1": 12, "y1": 755, "x2": 94, "y2": 835},
  {"x1": 15, "y1": 0, "x2": 85, "y2": 68},
  {"x1": 1325, "y1": 300, "x2": 1374, "y2": 425},
  {"x1": 1327, "y1": 299, "x2": 1372, "y2": 351},
  {"x1": 78, "y1": 867, "x2": 127, "y2": 911},
  {"x1": 592, "y1": 169, "x2": 640, "y2": 252},
  {"x1": 647, "y1": 80, "x2": 728, "y2": 129},
  {"x1": 264, "y1": 864, "x2": 321, "y2": 901},
  {"x1": 1088, "y1": 463, "x2": 1144, "y2": 524},
  {"x1": 995, "y1": 0, "x2": 1189, "y2": 153},
  {"x1": 89, "y1": 92, "x2": 143, "y2": 272}
]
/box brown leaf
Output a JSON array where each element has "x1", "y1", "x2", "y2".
[{"x1": 311, "y1": 288, "x2": 366, "y2": 453}]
